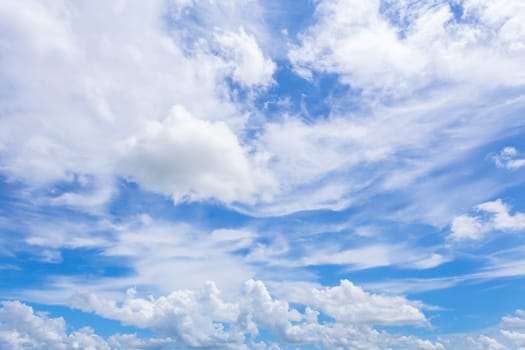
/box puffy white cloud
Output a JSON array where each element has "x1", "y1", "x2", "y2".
[
  {"x1": 500, "y1": 310, "x2": 525, "y2": 349},
  {"x1": 449, "y1": 199, "x2": 525, "y2": 241},
  {"x1": 502, "y1": 310, "x2": 525, "y2": 330},
  {"x1": 69, "y1": 279, "x2": 440, "y2": 349},
  {"x1": 292, "y1": 280, "x2": 427, "y2": 326},
  {"x1": 0, "y1": 0, "x2": 275, "y2": 207},
  {"x1": 450, "y1": 214, "x2": 486, "y2": 241},
  {"x1": 478, "y1": 200, "x2": 525, "y2": 231},
  {"x1": 289, "y1": 0, "x2": 525, "y2": 96},
  {"x1": 215, "y1": 28, "x2": 276, "y2": 87},
  {"x1": 462, "y1": 0, "x2": 525, "y2": 51},
  {"x1": 492, "y1": 147, "x2": 525, "y2": 170},
  {"x1": 501, "y1": 330, "x2": 525, "y2": 348},
  {"x1": 0, "y1": 300, "x2": 169, "y2": 350},
  {"x1": 468, "y1": 335, "x2": 508, "y2": 350},
  {"x1": 119, "y1": 104, "x2": 276, "y2": 203}
]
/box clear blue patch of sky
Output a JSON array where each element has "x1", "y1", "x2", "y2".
[
  {"x1": 254, "y1": 62, "x2": 365, "y2": 123},
  {"x1": 415, "y1": 277, "x2": 525, "y2": 334}
]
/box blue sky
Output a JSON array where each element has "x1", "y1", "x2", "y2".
[{"x1": 1, "y1": 0, "x2": 525, "y2": 349}]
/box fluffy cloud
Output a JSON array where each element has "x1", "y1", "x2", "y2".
[
  {"x1": 500, "y1": 310, "x2": 525, "y2": 349},
  {"x1": 289, "y1": 0, "x2": 525, "y2": 96},
  {"x1": 0, "y1": 0, "x2": 275, "y2": 207},
  {"x1": 69, "y1": 279, "x2": 440, "y2": 349},
  {"x1": 449, "y1": 199, "x2": 525, "y2": 241},
  {"x1": 119, "y1": 104, "x2": 276, "y2": 203},
  {"x1": 214, "y1": 28, "x2": 276, "y2": 88},
  {"x1": 468, "y1": 335, "x2": 507, "y2": 350},
  {"x1": 492, "y1": 147, "x2": 525, "y2": 170},
  {"x1": 292, "y1": 279, "x2": 427, "y2": 326},
  {"x1": 450, "y1": 214, "x2": 486, "y2": 241},
  {"x1": 0, "y1": 301, "x2": 170, "y2": 350},
  {"x1": 502, "y1": 310, "x2": 525, "y2": 329}
]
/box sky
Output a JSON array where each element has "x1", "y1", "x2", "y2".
[{"x1": 0, "y1": 0, "x2": 525, "y2": 349}]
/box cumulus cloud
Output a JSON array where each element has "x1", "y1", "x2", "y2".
[
  {"x1": 289, "y1": 0, "x2": 525, "y2": 96},
  {"x1": 502, "y1": 310, "x2": 525, "y2": 330},
  {"x1": 492, "y1": 147, "x2": 525, "y2": 170},
  {"x1": 449, "y1": 199, "x2": 525, "y2": 241},
  {"x1": 450, "y1": 214, "x2": 486, "y2": 241},
  {"x1": 468, "y1": 335, "x2": 507, "y2": 350},
  {"x1": 0, "y1": 300, "x2": 170, "y2": 350},
  {"x1": 500, "y1": 310, "x2": 525, "y2": 349},
  {"x1": 214, "y1": 28, "x2": 276, "y2": 88},
  {"x1": 293, "y1": 280, "x2": 427, "y2": 326},
  {"x1": 69, "y1": 279, "x2": 440, "y2": 349},
  {"x1": 119, "y1": 104, "x2": 276, "y2": 204},
  {"x1": 0, "y1": 0, "x2": 275, "y2": 207}
]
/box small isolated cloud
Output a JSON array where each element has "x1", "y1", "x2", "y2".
[
  {"x1": 492, "y1": 147, "x2": 525, "y2": 170},
  {"x1": 450, "y1": 214, "x2": 486, "y2": 241},
  {"x1": 449, "y1": 199, "x2": 525, "y2": 241}
]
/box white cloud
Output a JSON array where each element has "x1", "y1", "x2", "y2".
[
  {"x1": 97, "y1": 218, "x2": 256, "y2": 294},
  {"x1": 468, "y1": 335, "x2": 508, "y2": 350},
  {"x1": 0, "y1": 0, "x2": 276, "y2": 207},
  {"x1": 492, "y1": 147, "x2": 525, "y2": 170},
  {"x1": 215, "y1": 27, "x2": 276, "y2": 87},
  {"x1": 249, "y1": 81, "x2": 525, "y2": 218},
  {"x1": 502, "y1": 310, "x2": 525, "y2": 329},
  {"x1": 0, "y1": 300, "x2": 170, "y2": 350},
  {"x1": 119, "y1": 104, "x2": 276, "y2": 204},
  {"x1": 478, "y1": 200, "x2": 525, "y2": 231},
  {"x1": 289, "y1": 0, "x2": 525, "y2": 96},
  {"x1": 501, "y1": 310, "x2": 525, "y2": 349},
  {"x1": 450, "y1": 214, "x2": 486, "y2": 241},
  {"x1": 293, "y1": 280, "x2": 427, "y2": 326},
  {"x1": 0, "y1": 0, "x2": 523, "y2": 223},
  {"x1": 449, "y1": 199, "x2": 525, "y2": 241},
  {"x1": 24, "y1": 220, "x2": 111, "y2": 250},
  {"x1": 501, "y1": 330, "x2": 525, "y2": 348},
  {"x1": 69, "y1": 278, "x2": 441, "y2": 349}
]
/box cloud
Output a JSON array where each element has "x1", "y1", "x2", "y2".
[
  {"x1": 449, "y1": 199, "x2": 525, "y2": 241},
  {"x1": 289, "y1": 0, "x2": 525, "y2": 97},
  {"x1": 0, "y1": 0, "x2": 276, "y2": 207},
  {"x1": 450, "y1": 214, "x2": 486, "y2": 241},
  {"x1": 0, "y1": 300, "x2": 170, "y2": 350},
  {"x1": 501, "y1": 310, "x2": 525, "y2": 349},
  {"x1": 468, "y1": 335, "x2": 508, "y2": 350},
  {"x1": 1, "y1": 0, "x2": 524, "y2": 223},
  {"x1": 214, "y1": 27, "x2": 276, "y2": 87},
  {"x1": 68, "y1": 278, "x2": 441, "y2": 349},
  {"x1": 492, "y1": 147, "x2": 525, "y2": 170},
  {"x1": 502, "y1": 310, "x2": 525, "y2": 329},
  {"x1": 95, "y1": 218, "x2": 257, "y2": 294},
  {"x1": 119, "y1": 104, "x2": 276, "y2": 204},
  {"x1": 291, "y1": 280, "x2": 427, "y2": 326},
  {"x1": 248, "y1": 238, "x2": 448, "y2": 272}
]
